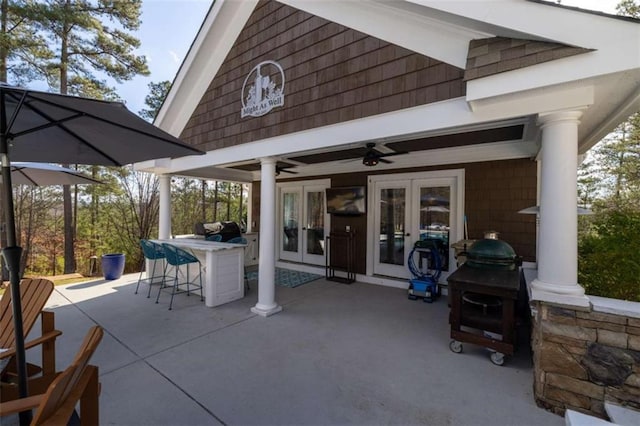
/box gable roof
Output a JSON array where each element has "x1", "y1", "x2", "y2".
[{"x1": 154, "y1": 0, "x2": 640, "y2": 163}]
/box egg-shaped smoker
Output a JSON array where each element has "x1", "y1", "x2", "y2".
[{"x1": 466, "y1": 234, "x2": 521, "y2": 270}]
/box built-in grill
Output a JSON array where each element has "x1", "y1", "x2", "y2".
[{"x1": 446, "y1": 232, "x2": 524, "y2": 365}]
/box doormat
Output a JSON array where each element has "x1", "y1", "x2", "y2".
[{"x1": 245, "y1": 267, "x2": 323, "y2": 288}]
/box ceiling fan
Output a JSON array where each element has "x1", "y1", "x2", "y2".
[
  {"x1": 275, "y1": 165, "x2": 298, "y2": 176},
  {"x1": 361, "y1": 143, "x2": 406, "y2": 166}
]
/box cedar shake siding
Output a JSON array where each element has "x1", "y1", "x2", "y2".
[
  {"x1": 252, "y1": 158, "x2": 537, "y2": 274},
  {"x1": 465, "y1": 37, "x2": 594, "y2": 81},
  {"x1": 179, "y1": 0, "x2": 466, "y2": 152}
]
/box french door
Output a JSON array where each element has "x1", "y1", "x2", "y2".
[
  {"x1": 370, "y1": 171, "x2": 463, "y2": 281},
  {"x1": 278, "y1": 180, "x2": 330, "y2": 266}
]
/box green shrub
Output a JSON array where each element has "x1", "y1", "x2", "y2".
[{"x1": 578, "y1": 210, "x2": 640, "y2": 302}]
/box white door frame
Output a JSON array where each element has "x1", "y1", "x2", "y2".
[
  {"x1": 277, "y1": 179, "x2": 331, "y2": 265},
  {"x1": 366, "y1": 169, "x2": 465, "y2": 281}
]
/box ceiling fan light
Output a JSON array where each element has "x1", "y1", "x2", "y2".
[{"x1": 363, "y1": 156, "x2": 379, "y2": 166}]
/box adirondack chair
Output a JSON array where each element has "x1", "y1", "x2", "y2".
[
  {"x1": 0, "y1": 326, "x2": 104, "y2": 425},
  {"x1": 0, "y1": 278, "x2": 62, "y2": 396}
]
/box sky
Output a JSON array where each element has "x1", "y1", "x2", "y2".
[{"x1": 118, "y1": 0, "x2": 622, "y2": 116}]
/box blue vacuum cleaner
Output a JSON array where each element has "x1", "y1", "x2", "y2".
[{"x1": 407, "y1": 239, "x2": 442, "y2": 303}]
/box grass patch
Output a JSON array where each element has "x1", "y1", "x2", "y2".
[{"x1": 0, "y1": 274, "x2": 102, "y2": 296}]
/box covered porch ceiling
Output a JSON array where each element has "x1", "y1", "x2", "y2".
[{"x1": 166, "y1": 114, "x2": 537, "y2": 183}]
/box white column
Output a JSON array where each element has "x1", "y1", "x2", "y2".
[
  {"x1": 251, "y1": 157, "x2": 282, "y2": 317},
  {"x1": 158, "y1": 175, "x2": 172, "y2": 239},
  {"x1": 531, "y1": 110, "x2": 589, "y2": 307}
]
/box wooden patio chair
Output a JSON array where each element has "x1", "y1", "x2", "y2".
[
  {"x1": 0, "y1": 325, "x2": 104, "y2": 425},
  {"x1": 0, "y1": 278, "x2": 62, "y2": 398}
]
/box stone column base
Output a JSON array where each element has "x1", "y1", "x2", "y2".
[{"x1": 532, "y1": 300, "x2": 640, "y2": 418}]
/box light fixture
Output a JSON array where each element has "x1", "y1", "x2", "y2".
[{"x1": 362, "y1": 155, "x2": 379, "y2": 167}]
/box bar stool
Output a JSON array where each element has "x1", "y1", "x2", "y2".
[
  {"x1": 157, "y1": 243, "x2": 204, "y2": 310},
  {"x1": 136, "y1": 239, "x2": 167, "y2": 298}
]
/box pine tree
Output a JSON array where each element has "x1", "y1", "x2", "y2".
[
  {"x1": 139, "y1": 80, "x2": 171, "y2": 121},
  {"x1": 0, "y1": 0, "x2": 54, "y2": 83},
  {"x1": 38, "y1": 0, "x2": 149, "y2": 273}
]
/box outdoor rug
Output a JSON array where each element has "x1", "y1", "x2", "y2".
[{"x1": 246, "y1": 267, "x2": 323, "y2": 288}]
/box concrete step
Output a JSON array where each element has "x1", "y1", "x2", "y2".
[
  {"x1": 605, "y1": 402, "x2": 640, "y2": 426},
  {"x1": 565, "y1": 410, "x2": 612, "y2": 426},
  {"x1": 565, "y1": 404, "x2": 640, "y2": 426}
]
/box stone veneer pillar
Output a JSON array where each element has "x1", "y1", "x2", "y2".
[
  {"x1": 532, "y1": 300, "x2": 640, "y2": 418},
  {"x1": 158, "y1": 174, "x2": 171, "y2": 239},
  {"x1": 531, "y1": 110, "x2": 589, "y2": 307},
  {"x1": 251, "y1": 157, "x2": 282, "y2": 317}
]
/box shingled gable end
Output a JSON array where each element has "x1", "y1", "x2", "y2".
[{"x1": 179, "y1": 0, "x2": 467, "y2": 152}]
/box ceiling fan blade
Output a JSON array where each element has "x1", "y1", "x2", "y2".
[
  {"x1": 379, "y1": 157, "x2": 393, "y2": 164},
  {"x1": 377, "y1": 150, "x2": 408, "y2": 158}
]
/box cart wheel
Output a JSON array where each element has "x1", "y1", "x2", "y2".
[
  {"x1": 449, "y1": 340, "x2": 463, "y2": 353},
  {"x1": 490, "y1": 352, "x2": 505, "y2": 366},
  {"x1": 408, "y1": 294, "x2": 417, "y2": 300}
]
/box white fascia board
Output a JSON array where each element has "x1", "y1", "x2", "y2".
[
  {"x1": 410, "y1": 0, "x2": 639, "y2": 48},
  {"x1": 163, "y1": 97, "x2": 531, "y2": 175},
  {"x1": 278, "y1": 0, "x2": 491, "y2": 68},
  {"x1": 466, "y1": 49, "x2": 639, "y2": 103},
  {"x1": 155, "y1": 0, "x2": 259, "y2": 137},
  {"x1": 468, "y1": 83, "x2": 594, "y2": 119}
]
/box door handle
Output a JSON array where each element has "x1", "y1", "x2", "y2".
[{"x1": 405, "y1": 233, "x2": 410, "y2": 236}]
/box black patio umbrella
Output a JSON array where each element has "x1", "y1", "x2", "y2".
[{"x1": 0, "y1": 83, "x2": 203, "y2": 422}]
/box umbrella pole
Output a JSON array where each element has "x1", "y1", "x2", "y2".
[{"x1": 2, "y1": 100, "x2": 32, "y2": 424}]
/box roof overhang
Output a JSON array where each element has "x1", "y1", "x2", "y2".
[{"x1": 143, "y1": 0, "x2": 640, "y2": 179}]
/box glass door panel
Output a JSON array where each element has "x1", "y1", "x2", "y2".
[
  {"x1": 280, "y1": 189, "x2": 301, "y2": 262},
  {"x1": 302, "y1": 188, "x2": 327, "y2": 265},
  {"x1": 418, "y1": 186, "x2": 451, "y2": 271},
  {"x1": 278, "y1": 180, "x2": 330, "y2": 265},
  {"x1": 305, "y1": 191, "x2": 324, "y2": 256},
  {"x1": 374, "y1": 181, "x2": 410, "y2": 277},
  {"x1": 379, "y1": 188, "x2": 406, "y2": 265}
]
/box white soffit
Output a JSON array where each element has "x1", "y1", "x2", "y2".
[{"x1": 278, "y1": 0, "x2": 492, "y2": 68}]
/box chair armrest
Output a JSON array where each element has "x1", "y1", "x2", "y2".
[
  {"x1": 0, "y1": 394, "x2": 43, "y2": 416},
  {"x1": 24, "y1": 330, "x2": 62, "y2": 351},
  {"x1": 0, "y1": 330, "x2": 62, "y2": 360}
]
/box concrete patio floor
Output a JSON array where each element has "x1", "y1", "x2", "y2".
[{"x1": 9, "y1": 272, "x2": 563, "y2": 425}]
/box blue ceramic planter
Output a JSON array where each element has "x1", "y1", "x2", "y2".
[{"x1": 102, "y1": 253, "x2": 125, "y2": 280}]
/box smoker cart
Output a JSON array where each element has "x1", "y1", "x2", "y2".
[{"x1": 447, "y1": 264, "x2": 520, "y2": 365}]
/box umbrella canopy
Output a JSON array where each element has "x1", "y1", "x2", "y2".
[
  {"x1": 0, "y1": 83, "x2": 203, "y2": 420},
  {"x1": 1, "y1": 162, "x2": 102, "y2": 186},
  {"x1": 1, "y1": 82, "x2": 202, "y2": 165}
]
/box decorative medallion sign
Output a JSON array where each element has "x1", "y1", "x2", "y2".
[{"x1": 241, "y1": 60, "x2": 285, "y2": 118}]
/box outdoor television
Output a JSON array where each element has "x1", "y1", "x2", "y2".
[{"x1": 326, "y1": 186, "x2": 366, "y2": 215}]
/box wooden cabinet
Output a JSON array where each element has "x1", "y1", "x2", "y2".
[{"x1": 447, "y1": 264, "x2": 521, "y2": 364}]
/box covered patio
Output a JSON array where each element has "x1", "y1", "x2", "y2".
[{"x1": 9, "y1": 274, "x2": 559, "y2": 425}]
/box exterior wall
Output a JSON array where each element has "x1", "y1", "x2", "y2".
[
  {"x1": 252, "y1": 158, "x2": 537, "y2": 273},
  {"x1": 532, "y1": 302, "x2": 640, "y2": 418},
  {"x1": 180, "y1": 0, "x2": 465, "y2": 152},
  {"x1": 464, "y1": 37, "x2": 593, "y2": 81}
]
